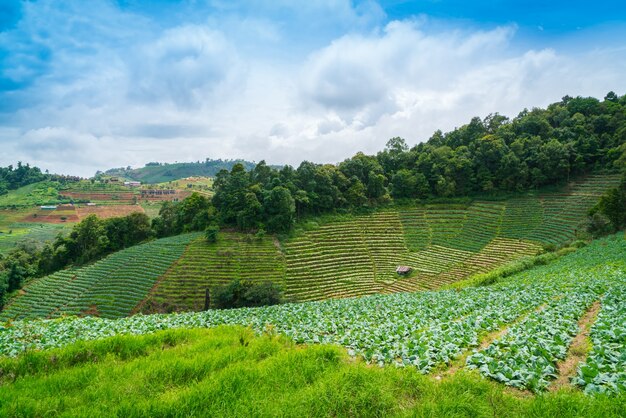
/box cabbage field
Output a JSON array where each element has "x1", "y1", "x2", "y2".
[{"x1": 1, "y1": 233, "x2": 625, "y2": 394}]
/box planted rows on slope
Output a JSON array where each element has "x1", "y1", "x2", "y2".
[
  {"x1": 574, "y1": 284, "x2": 626, "y2": 394},
  {"x1": 0, "y1": 234, "x2": 198, "y2": 320},
  {"x1": 140, "y1": 233, "x2": 285, "y2": 313},
  {"x1": 2, "y1": 233, "x2": 624, "y2": 395}
]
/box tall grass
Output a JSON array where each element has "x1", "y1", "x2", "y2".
[{"x1": 0, "y1": 326, "x2": 624, "y2": 417}]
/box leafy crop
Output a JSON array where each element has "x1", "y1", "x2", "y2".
[
  {"x1": 0, "y1": 233, "x2": 625, "y2": 395},
  {"x1": 466, "y1": 280, "x2": 600, "y2": 392},
  {"x1": 574, "y1": 285, "x2": 626, "y2": 394}
]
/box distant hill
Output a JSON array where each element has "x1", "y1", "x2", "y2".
[{"x1": 102, "y1": 159, "x2": 257, "y2": 184}]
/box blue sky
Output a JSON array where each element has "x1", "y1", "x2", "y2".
[{"x1": 1, "y1": 0, "x2": 625, "y2": 176}]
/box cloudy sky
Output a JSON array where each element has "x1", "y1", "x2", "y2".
[{"x1": 1, "y1": 0, "x2": 625, "y2": 176}]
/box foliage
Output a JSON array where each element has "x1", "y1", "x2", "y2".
[
  {"x1": 1, "y1": 234, "x2": 624, "y2": 398},
  {"x1": 0, "y1": 212, "x2": 154, "y2": 309},
  {"x1": 0, "y1": 162, "x2": 47, "y2": 196},
  {"x1": 212, "y1": 279, "x2": 283, "y2": 309},
  {"x1": 152, "y1": 192, "x2": 212, "y2": 237},
  {"x1": 589, "y1": 173, "x2": 626, "y2": 233},
  {"x1": 573, "y1": 285, "x2": 626, "y2": 394},
  {"x1": 209, "y1": 93, "x2": 626, "y2": 234},
  {"x1": 2, "y1": 327, "x2": 626, "y2": 417},
  {"x1": 204, "y1": 224, "x2": 219, "y2": 243},
  {"x1": 103, "y1": 158, "x2": 256, "y2": 184},
  {"x1": 0, "y1": 234, "x2": 197, "y2": 320}
]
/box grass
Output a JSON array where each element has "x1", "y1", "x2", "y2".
[
  {"x1": 0, "y1": 326, "x2": 624, "y2": 417},
  {"x1": 0, "y1": 181, "x2": 64, "y2": 208},
  {"x1": 0, "y1": 209, "x2": 72, "y2": 254}
]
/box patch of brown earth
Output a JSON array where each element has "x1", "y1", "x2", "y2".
[{"x1": 549, "y1": 300, "x2": 601, "y2": 391}]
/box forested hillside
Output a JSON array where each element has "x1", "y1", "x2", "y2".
[
  {"x1": 210, "y1": 93, "x2": 626, "y2": 234},
  {"x1": 0, "y1": 163, "x2": 47, "y2": 196}
]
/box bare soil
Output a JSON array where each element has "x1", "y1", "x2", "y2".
[{"x1": 549, "y1": 300, "x2": 601, "y2": 391}]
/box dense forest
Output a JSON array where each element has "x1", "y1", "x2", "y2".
[
  {"x1": 0, "y1": 163, "x2": 47, "y2": 195},
  {"x1": 210, "y1": 93, "x2": 626, "y2": 233}
]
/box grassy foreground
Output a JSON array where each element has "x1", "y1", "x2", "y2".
[{"x1": 0, "y1": 326, "x2": 624, "y2": 417}]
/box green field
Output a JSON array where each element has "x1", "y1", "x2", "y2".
[
  {"x1": 3, "y1": 174, "x2": 620, "y2": 319},
  {"x1": 0, "y1": 233, "x2": 625, "y2": 415},
  {"x1": 139, "y1": 232, "x2": 285, "y2": 313},
  {"x1": 0, "y1": 181, "x2": 63, "y2": 208},
  {"x1": 0, "y1": 209, "x2": 71, "y2": 253},
  {"x1": 0, "y1": 234, "x2": 199, "y2": 320}
]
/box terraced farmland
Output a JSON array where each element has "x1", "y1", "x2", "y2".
[
  {"x1": 2, "y1": 233, "x2": 624, "y2": 396},
  {"x1": 282, "y1": 173, "x2": 620, "y2": 301},
  {"x1": 2, "y1": 173, "x2": 621, "y2": 318},
  {"x1": 0, "y1": 233, "x2": 198, "y2": 320},
  {"x1": 139, "y1": 233, "x2": 285, "y2": 312}
]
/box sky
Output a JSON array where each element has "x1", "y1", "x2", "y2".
[{"x1": 1, "y1": 1, "x2": 625, "y2": 177}]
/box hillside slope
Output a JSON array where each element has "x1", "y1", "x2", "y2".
[
  {"x1": 1, "y1": 233, "x2": 625, "y2": 413},
  {"x1": 2, "y1": 173, "x2": 620, "y2": 319},
  {"x1": 104, "y1": 160, "x2": 256, "y2": 184}
]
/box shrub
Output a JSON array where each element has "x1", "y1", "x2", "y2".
[
  {"x1": 205, "y1": 225, "x2": 219, "y2": 243},
  {"x1": 212, "y1": 280, "x2": 283, "y2": 309}
]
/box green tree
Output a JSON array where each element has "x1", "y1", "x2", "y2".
[
  {"x1": 205, "y1": 225, "x2": 219, "y2": 243},
  {"x1": 263, "y1": 186, "x2": 295, "y2": 233}
]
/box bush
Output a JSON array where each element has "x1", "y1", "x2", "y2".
[
  {"x1": 205, "y1": 225, "x2": 219, "y2": 243},
  {"x1": 212, "y1": 280, "x2": 283, "y2": 309}
]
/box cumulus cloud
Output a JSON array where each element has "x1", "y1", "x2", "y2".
[
  {"x1": 127, "y1": 25, "x2": 243, "y2": 108},
  {"x1": 1, "y1": 1, "x2": 625, "y2": 176}
]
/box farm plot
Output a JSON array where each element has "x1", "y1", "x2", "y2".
[
  {"x1": 285, "y1": 219, "x2": 379, "y2": 301},
  {"x1": 574, "y1": 284, "x2": 626, "y2": 394},
  {"x1": 75, "y1": 204, "x2": 145, "y2": 220},
  {"x1": 2, "y1": 233, "x2": 624, "y2": 397},
  {"x1": 140, "y1": 233, "x2": 285, "y2": 313},
  {"x1": 0, "y1": 233, "x2": 198, "y2": 320}
]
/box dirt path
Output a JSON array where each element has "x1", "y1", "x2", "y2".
[
  {"x1": 434, "y1": 303, "x2": 548, "y2": 379},
  {"x1": 549, "y1": 300, "x2": 601, "y2": 391}
]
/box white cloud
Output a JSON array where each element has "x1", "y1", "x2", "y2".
[{"x1": 1, "y1": 2, "x2": 626, "y2": 176}]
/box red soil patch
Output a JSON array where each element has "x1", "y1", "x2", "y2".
[{"x1": 22, "y1": 205, "x2": 80, "y2": 224}]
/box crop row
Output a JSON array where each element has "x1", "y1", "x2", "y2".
[
  {"x1": 574, "y1": 283, "x2": 626, "y2": 394},
  {"x1": 1, "y1": 234, "x2": 198, "y2": 320},
  {"x1": 466, "y1": 281, "x2": 600, "y2": 392},
  {"x1": 0, "y1": 234, "x2": 624, "y2": 398},
  {"x1": 144, "y1": 233, "x2": 285, "y2": 312}
]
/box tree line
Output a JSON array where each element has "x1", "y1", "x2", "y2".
[
  {"x1": 209, "y1": 93, "x2": 626, "y2": 234},
  {"x1": 0, "y1": 162, "x2": 48, "y2": 195}
]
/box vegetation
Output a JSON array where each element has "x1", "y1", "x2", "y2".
[
  {"x1": 151, "y1": 192, "x2": 213, "y2": 237},
  {"x1": 140, "y1": 233, "x2": 285, "y2": 313},
  {"x1": 0, "y1": 162, "x2": 47, "y2": 196},
  {"x1": 0, "y1": 181, "x2": 63, "y2": 208},
  {"x1": 102, "y1": 158, "x2": 256, "y2": 184},
  {"x1": 212, "y1": 279, "x2": 283, "y2": 309},
  {"x1": 2, "y1": 327, "x2": 626, "y2": 417},
  {"x1": 1, "y1": 234, "x2": 624, "y2": 403},
  {"x1": 0, "y1": 233, "x2": 198, "y2": 320},
  {"x1": 4, "y1": 173, "x2": 616, "y2": 317},
  {"x1": 0, "y1": 212, "x2": 153, "y2": 309},
  {"x1": 574, "y1": 285, "x2": 626, "y2": 394},
  {"x1": 209, "y1": 93, "x2": 626, "y2": 234},
  {"x1": 589, "y1": 173, "x2": 626, "y2": 234}
]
